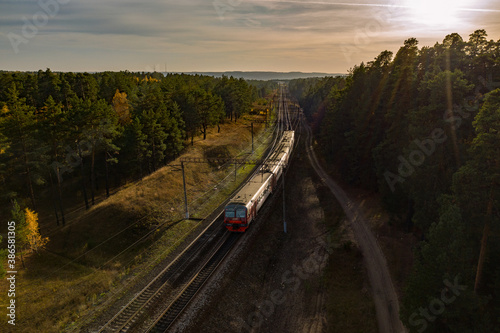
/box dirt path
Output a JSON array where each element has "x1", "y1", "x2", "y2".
[{"x1": 304, "y1": 123, "x2": 406, "y2": 333}]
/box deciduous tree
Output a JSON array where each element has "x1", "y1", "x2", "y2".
[{"x1": 24, "y1": 208, "x2": 49, "y2": 253}]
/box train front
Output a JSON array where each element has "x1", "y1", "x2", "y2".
[{"x1": 224, "y1": 203, "x2": 248, "y2": 232}]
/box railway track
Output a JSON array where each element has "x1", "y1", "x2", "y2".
[
  {"x1": 98, "y1": 219, "x2": 228, "y2": 333},
  {"x1": 147, "y1": 233, "x2": 240, "y2": 332}
]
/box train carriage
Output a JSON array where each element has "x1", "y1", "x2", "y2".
[{"x1": 224, "y1": 131, "x2": 294, "y2": 232}]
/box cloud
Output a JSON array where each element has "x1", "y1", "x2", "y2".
[{"x1": 0, "y1": 0, "x2": 499, "y2": 72}]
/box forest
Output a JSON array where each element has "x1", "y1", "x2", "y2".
[
  {"x1": 0, "y1": 70, "x2": 276, "y2": 228},
  {"x1": 290, "y1": 29, "x2": 500, "y2": 332}
]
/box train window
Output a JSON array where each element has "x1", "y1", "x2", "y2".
[
  {"x1": 225, "y1": 210, "x2": 235, "y2": 218},
  {"x1": 236, "y1": 208, "x2": 246, "y2": 218}
]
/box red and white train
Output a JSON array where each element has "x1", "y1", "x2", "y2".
[{"x1": 224, "y1": 131, "x2": 295, "y2": 232}]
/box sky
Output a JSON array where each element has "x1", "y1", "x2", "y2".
[{"x1": 1, "y1": 0, "x2": 500, "y2": 74}]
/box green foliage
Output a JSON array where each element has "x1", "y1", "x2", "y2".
[
  {"x1": 246, "y1": 80, "x2": 278, "y2": 98},
  {"x1": 0, "y1": 84, "x2": 42, "y2": 207},
  {"x1": 214, "y1": 76, "x2": 253, "y2": 122},
  {"x1": 452, "y1": 88, "x2": 500, "y2": 225},
  {"x1": 11, "y1": 200, "x2": 27, "y2": 249},
  {"x1": 0, "y1": 236, "x2": 5, "y2": 278},
  {"x1": 288, "y1": 30, "x2": 500, "y2": 331},
  {"x1": 470, "y1": 88, "x2": 500, "y2": 168},
  {"x1": 400, "y1": 197, "x2": 484, "y2": 332},
  {"x1": 0, "y1": 71, "x2": 257, "y2": 220}
]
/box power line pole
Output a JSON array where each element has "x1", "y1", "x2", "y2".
[
  {"x1": 251, "y1": 122, "x2": 254, "y2": 153},
  {"x1": 181, "y1": 162, "x2": 189, "y2": 219},
  {"x1": 283, "y1": 167, "x2": 287, "y2": 233},
  {"x1": 171, "y1": 163, "x2": 189, "y2": 219},
  {"x1": 181, "y1": 162, "x2": 189, "y2": 220}
]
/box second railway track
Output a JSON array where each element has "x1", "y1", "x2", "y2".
[
  {"x1": 98, "y1": 219, "x2": 228, "y2": 333},
  {"x1": 147, "y1": 232, "x2": 240, "y2": 332}
]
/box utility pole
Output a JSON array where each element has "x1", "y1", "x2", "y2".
[
  {"x1": 251, "y1": 122, "x2": 254, "y2": 153},
  {"x1": 283, "y1": 167, "x2": 287, "y2": 233},
  {"x1": 181, "y1": 162, "x2": 189, "y2": 219},
  {"x1": 246, "y1": 123, "x2": 255, "y2": 153},
  {"x1": 171, "y1": 163, "x2": 189, "y2": 219}
]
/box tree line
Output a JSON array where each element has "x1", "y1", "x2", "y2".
[
  {"x1": 290, "y1": 29, "x2": 500, "y2": 332},
  {"x1": 0, "y1": 70, "x2": 258, "y2": 226}
]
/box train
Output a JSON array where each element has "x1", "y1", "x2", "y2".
[{"x1": 224, "y1": 130, "x2": 295, "y2": 232}]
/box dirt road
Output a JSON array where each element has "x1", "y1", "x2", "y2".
[{"x1": 304, "y1": 122, "x2": 406, "y2": 333}]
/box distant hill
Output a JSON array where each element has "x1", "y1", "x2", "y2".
[{"x1": 166, "y1": 71, "x2": 345, "y2": 80}]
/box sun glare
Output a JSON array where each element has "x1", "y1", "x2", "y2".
[{"x1": 405, "y1": 0, "x2": 470, "y2": 28}]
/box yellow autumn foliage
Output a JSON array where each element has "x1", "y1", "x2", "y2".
[
  {"x1": 24, "y1": 208, "x2": 49, "y2": 252},
  {"x1": 112, "y1": 89, "x2": 132, "y2": 125}
]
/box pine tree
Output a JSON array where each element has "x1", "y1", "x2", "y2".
[
  {"x1": 0, "y1": 113, "x2": 9, "y2": 192},
  {"x1": 38, "y1": 96, "x2": 68, "y2": 225},
  {"x1": 36, "y1": 68, "x2": 61, "y2": 107},
  {"x1": 130, "y1": 117, "x2": 148, "y2": 177},
  {"x1": 83, "y1": 99, "x2": 119, "y2": 205},
  {"x1": 11, "y1": 200, "x2": 27, "y2": 268},
  {"x1": 400, "y1": 196, "x2": 481, "y2": 332},
  {"x1": 141, "y1": 108, "x2": 168, "y2": 172},
  {"x1": 0, "y1": 235, "x2": 7, "y2": 279},
  {"x1": 158, "y1": 101, "x2": 184, "y2": 162},
  {"x1": 404, "y1": 69, "x2": 474, "y2": 231},
  {"x1": 1, "y1": 84, "x2": 40, "y2": 209},
  {"x1": 192, "y1": 89, "x2": 225, "y2": 140},
  {"x1": 453, "y1": 88, "x2": 500, "y2": 293}
]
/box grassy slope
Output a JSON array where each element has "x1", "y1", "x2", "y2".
[{"x1": 0, "y1": 116, "x2": 273, "y2": 333}]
